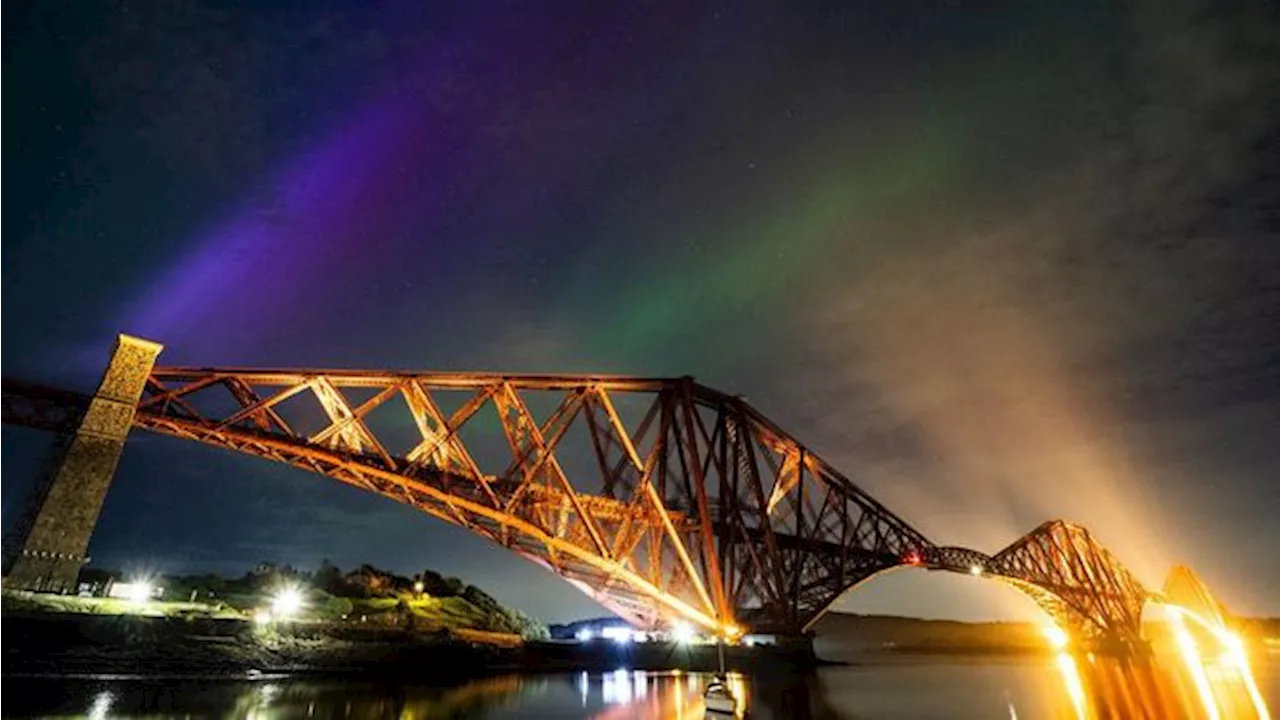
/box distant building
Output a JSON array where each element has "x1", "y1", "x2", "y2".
[
  {"x1": 75, "y1": 568, "x2": 118, "y2": 597},
  {"x1": 107, "y1": 581, "x2": 163, "y2": 601},
  {"x1": 549, "y1": 617, "x2": 632, "y2": 641}
]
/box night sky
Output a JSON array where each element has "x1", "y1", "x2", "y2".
[{"x1": 4, "y1": 1, "x2": 1278, "y2": 623}]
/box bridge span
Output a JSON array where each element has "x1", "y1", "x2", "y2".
[{"x1": 0, "y1": 335, "x2": 1235, "y2": 652}]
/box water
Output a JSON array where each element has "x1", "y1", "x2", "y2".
[{"x1": 7, "y1": 657, "x2": 1277, "y2": 719}]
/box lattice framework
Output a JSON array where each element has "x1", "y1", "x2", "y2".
[
  {"x1": 130, "y1": 368, "x2": 932, "y2": 634},
  {"x1": 2, "y1": 365, "x2": 1234, "y2": 651}
]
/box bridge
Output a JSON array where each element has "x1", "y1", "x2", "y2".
[{"x1": 0, "y1": 335, "x2": 1238, "y2": 652}]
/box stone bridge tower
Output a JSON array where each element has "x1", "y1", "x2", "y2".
[{"x1": 2, "y1": 335, "x2": 162, "y2": 592}]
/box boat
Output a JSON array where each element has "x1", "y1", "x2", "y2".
[{"x1": 703, "y1": 674, "x2": 739, "y2": 717}]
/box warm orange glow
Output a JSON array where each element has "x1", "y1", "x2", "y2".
[
  {"x1": 1170, "y1": 609, "x2": 1222, "y2": 720},
  {"x1": 1166, "y1": 605, "x2": 1272, "y2": 720},
  {"x1": 1041, "y1": 624, "x2": 1069, "y2": 651},
  {"x1": 1223, "y1": 632, "x2": 1272, "y2": 720},
  {"x1": 673, "y1": 674, "x2": 685, "y2": 720},
  {"x1": 726, "y1": 671, "x2": 749, "y2": 719},
  {"x1": 837, "y1": 251, "x2": 1173, "y2": 580},
  {"x1": 1054, "y1": 651, "x2": 1089, "y2": 720}
]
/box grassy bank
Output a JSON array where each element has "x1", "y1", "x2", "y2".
[
  {"x1": 1, "y1": 586, "x2": 536, "y2": 638},
  {"x1": 1, "y1": 610, "x2": 522, "y2": 678}
]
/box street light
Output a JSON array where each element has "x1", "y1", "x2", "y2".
[
  {"x1": 672, "y1": 621, "x2": 696, "y2": 645},
  {"x1": 122, "y1": 579, "x2": 154, "y2": 603},
  {"x1": 270, "y1": 585, "x2": 304, "y2": 619},
  {"x1": 601, "y1": 626, "x2": 633, "y2": 645}
]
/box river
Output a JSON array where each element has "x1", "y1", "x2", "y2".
[{"x1": 6, "y1": 654, "x2": 1277, "y2": 719}]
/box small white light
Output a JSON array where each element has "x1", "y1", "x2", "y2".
[
  {"x1": 124, "y1": 581, "x2": 153, "y2": 603},
  {"x1": 575, "y1": 628, "x2": 594, "y2": 642},
  {"x1": 270, "y1": 586, "x2": 304, "y2": 618},
  {"x1": 969, "y1": 565, "x2": 983, "y2": 576},
  {"x1": 601, "y1": 626, "x2": 634, "y2": 644},
  {"x1": 413, "y1": 580, "x2": 425, "y2": 594},
  {"x1": 671, "y1": 621, "x2": 696, "y2": 644}
]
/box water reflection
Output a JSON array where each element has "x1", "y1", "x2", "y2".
[
  {"x1": 4, "y1": 654, "x2": 1274, "y2": 719},
  {"x1": 1033, "y1": 609, "x2": 1275, "y2": 720},
  {"x1": 1056, "y1": 647, "x2": 1275, "y2": 720}
]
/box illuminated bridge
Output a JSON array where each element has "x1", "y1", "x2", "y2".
[{"x1": 0, "y1": 335, "x2": 1238, "y2": 652}]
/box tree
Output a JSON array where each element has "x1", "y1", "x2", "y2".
[
  {"x1": 315, "y1": 560, "x2": 344, "y2": 594},
  {"x1": 443, "y1": 577, "x2": 465, "y2": 597},
  {"x1": 419, "y1": 570, "x2": 454, "y2": 596},
  {"x1": 462, "y1": 585, "x2": 503, "y2": 615},
  {"x1": 513, "y1": 610, "x2": 549, "y2": 640}
]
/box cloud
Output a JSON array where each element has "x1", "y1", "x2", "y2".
[{"x1": 791, "y1": 0, "x2": 1279, "y2": 585}]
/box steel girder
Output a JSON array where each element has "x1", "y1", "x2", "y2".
[
  {"x1": 922, "y1": 545, "x2": 991, "y2": 572},
  {"x1": 923, "y1": 521, "x2": 1152, "y2": 647},
  {"x1": 988, "y1": 521, "x2": 1149, "y2": 646},
  {"x1": 1159, "y1": 565, "x2": 1229, "y2": 631},
  {"x1": 123, "y1": 368, "x2": 932, "y2": 635}
]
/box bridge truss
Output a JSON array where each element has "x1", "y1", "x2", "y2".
[
  {"x1": 127, "y1": 367, "x2": 934, "y2": 635},
  {"x1": 0, "y1": 338, "x2": 1235, "y2": 648},
  {"x1": 924, "y1": 522, "x2": 1150, "y2": 650}
]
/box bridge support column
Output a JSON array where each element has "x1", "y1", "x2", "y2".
[{"x1": 3, "y1": 335, "x2": 162, "y2": 593}]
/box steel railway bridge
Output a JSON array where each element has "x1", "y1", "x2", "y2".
[{"x1": 0, "y1": 336, "x2": 1233, "y2": 652}]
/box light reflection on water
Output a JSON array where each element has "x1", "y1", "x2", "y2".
[{"x1": 6, "y1": 654, "x2": 1276, "y2": 719}]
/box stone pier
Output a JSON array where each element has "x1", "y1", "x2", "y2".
[{"x1": 2, "y1": 335, "x2": 162, "y2": 592}]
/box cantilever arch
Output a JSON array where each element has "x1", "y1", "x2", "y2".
[{"x1": 3, "y1": 335, "x2": 163, "y2": 593}]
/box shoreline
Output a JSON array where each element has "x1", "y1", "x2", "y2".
[
  {"x1": 4, "y1": 609, "x2": 1126, "y2": 682},
  {"x1": 1, "y1": 611, "x2": 829, "y2": 680}
]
